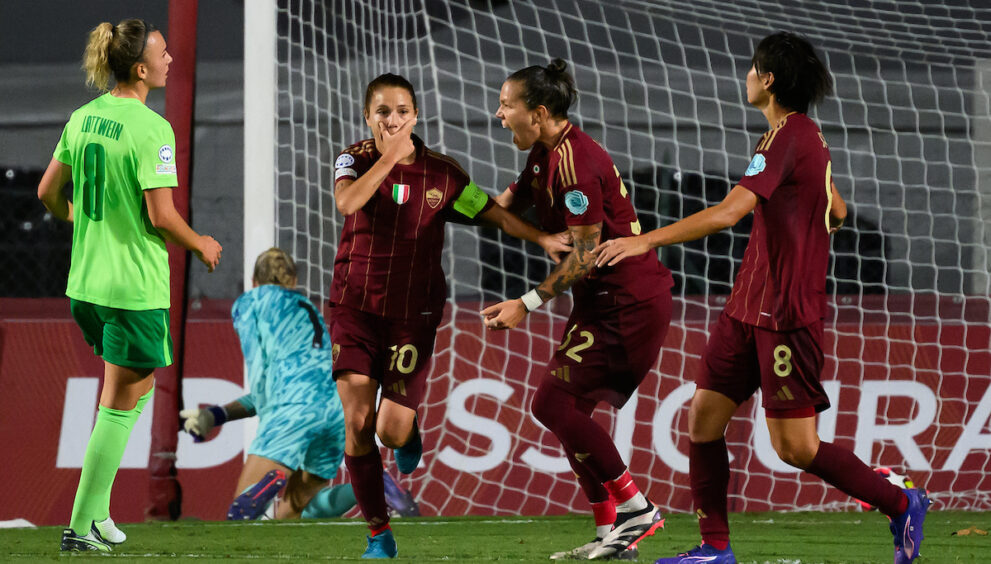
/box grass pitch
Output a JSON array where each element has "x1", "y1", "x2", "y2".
[{"x1": 2, "y1": 512, "x2": 988, "y2": 562}]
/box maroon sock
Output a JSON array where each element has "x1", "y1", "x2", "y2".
[
  {"x1": 531, "y1": 380, "x2": 625, "y2": 482},
  {"x1": 345, "y1": 451, "x2": 390, "y2": 530},
  {"x1": 691, "y1": 438, "x2": 730, "y2": 550},
  {"x1": 565, "y1": 445, "x2": 610, "y2": 504},
  {"x1": 806, "y1": 441, "x2": 908, "y2": 518}
]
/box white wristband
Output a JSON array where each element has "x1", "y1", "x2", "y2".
[{"x1": 520, "y1": 289, "x2": 544, "y2": 312}]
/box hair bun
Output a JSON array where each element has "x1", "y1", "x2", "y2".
[{"x1": 547, "y1": 58, "x2": 568, "y2": 74}]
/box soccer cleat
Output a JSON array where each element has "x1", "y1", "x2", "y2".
[
  {"x1": 653, "y1": 543, "x2": 737, "y2": 564},
  {"x1": 890, "y1": 488, "x2": 931, "y2": 564},
  {"x1": 588, "y1": 502, "x2": 664, "y2": 559},
  {"x1": 394, "y1": 417, "x2": 422, "y2": 475},
  {"x1": 60, "y1": 527, "x2": 112, "y2": 552},
  {"x1": 362, "y1": 528, "x2": 398, "y2": 559},
  {"x1": 226, "y1": 469, "x2": 287, "y2": 520},
  {"x1": 93, "y1": 517, "x2": 126, "y2": 544},
  {"x1": 382, "y1": 468, "x2": 421, "y2": 517},
  {"x1": 550, "y1": 538, "x2": 639, "y2": 560},
  {"x1": 550, "y1": 538, "x2": 602, "y2": 560}
]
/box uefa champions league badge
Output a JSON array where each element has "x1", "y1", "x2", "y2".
[
  {"x1": 335, "y1": 154, "x2": 355, "y2": 169},
  {"x1": 158, "y1": 144, "x2": 174, "y2": 163},
  {"x1": 745, "y1": 153, "x2": 766, "y2": 176},
  {"x1": 564, "y1": 190, "x2": 589, "y2": 215}
]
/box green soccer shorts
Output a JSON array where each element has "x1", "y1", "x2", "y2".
[{"x1": 70, "y1": 299, "x2": 173, "y2": 368}]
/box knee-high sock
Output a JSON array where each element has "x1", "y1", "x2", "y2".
[
  {"x1": 93, "y1": 389, "x2": 154, "y2": 522},
  {"x1": 345, "y1": 451, "x2": 389, "y2": 532},
  {"x1": 302, "y1": 484, "x2": 357, "y2": 518},
  {"x1": 69, "y1": 396, "x2": 147, "y2": 535},
  {"x1": 806, "y1": 441, "x2": 908, "y2": 518},
  {"x1": 564, "y1": 444, "x2": 615, "y2": 536},
  {"x1": 565, "y1": 444, "x2": 610, "y2": 504},
  {"x1": 691, "y1": 438, "x2": 730, "y2": 549},
  {"x1": 531, "y1": 381, "x2": 625, "y2": 483}
]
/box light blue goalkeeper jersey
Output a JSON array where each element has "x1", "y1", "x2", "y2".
[{"x1": 232, "y1": 284, "x2": 335, "y2": 415}]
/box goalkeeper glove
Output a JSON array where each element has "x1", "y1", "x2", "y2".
[{"x1": 179, "y1": 405, "x2": 228, "y2": 442}]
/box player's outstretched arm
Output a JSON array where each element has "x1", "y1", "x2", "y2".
[
  {"x1": 145, "y1": 187, "x2": 223, "y2": 272},
  {"x1": 334, "y1": 119, "x2": 416, "y2": 215},
  {"x1": 180, "y1": 396, "x2": 255, "y2": 441},
  {"x1": 481, "y1": 223, "x2": 599, "y2": 330},
  {"x1": 37, "y1": 158, "x2": 73, "y2": 223},
  {"x1": 828, "y1": 179, "x2": 847, "y2": 233},
  {"x1": 479, "y1": 204, "x2": 573, "y2": 263},
  {"x1": 595, "y1": 185, "x2": 758, "y2": 267}
]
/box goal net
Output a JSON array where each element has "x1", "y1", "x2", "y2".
[{"x1": 248, "y1": 0, "x2": 991, "y2": 514}]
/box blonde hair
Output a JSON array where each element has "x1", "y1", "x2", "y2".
[
  {"x1": 253, "y1": 248, "x2": 298, "y2": 289},
  {"x1": 82, "y1": 19, "x2": 156, "y2": 91}
]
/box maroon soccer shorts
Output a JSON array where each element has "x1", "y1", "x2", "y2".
[
  {"x1": 327, "y1": 303, "x2": 440, "y2": 409},
  {"x1": 542, "y1": 291, "x2": 671, "y2": 408},
  {"x1": 697, "y1": 311, "x2": 830, "y2": 413}
]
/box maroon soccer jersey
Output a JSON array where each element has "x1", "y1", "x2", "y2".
[
  {"x1": 509, "y1": 123, "x2": 671, "y2": 305},
  {"x1": 728, "y1": 112, "x2": 834, "y2": 330},
  {"x1": 331, "y1": 135, "x2": 494, "y2": 321}
]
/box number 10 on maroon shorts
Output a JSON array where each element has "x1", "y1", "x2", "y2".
[
  {"x1": 327, "y1": 303, "x2": 440, "y2": 410},
  {"x1": 544, "y1": 292, "x2": 671, "y2": 409}
]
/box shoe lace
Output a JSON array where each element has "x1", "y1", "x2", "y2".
[{"x1": 682, "y1": 545, "x2": 705, "y2": 556}]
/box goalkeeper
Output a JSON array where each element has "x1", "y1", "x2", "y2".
[{"x1": 182, "y1": 248, "x2": 416, "y2": 519}]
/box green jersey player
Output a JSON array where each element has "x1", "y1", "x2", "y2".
[{"x1": 37, "y1": 18, "x2": 222, "y2": 553}]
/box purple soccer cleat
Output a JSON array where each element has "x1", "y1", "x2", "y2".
[
  {"x1": 226, "y1": 469, "x2": 287, "y2": 520},
  {"x1": 653, "y1": 543, "x2": 737, "y2": 564},
  {"x1": 891, "y1": 488, "x2": 931, "y2": 564},
  {"x1": 382, "y1": 467, "x2": 420, "y2": 517}
]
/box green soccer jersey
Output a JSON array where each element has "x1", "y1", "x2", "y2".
[{"x1": 54, "y1": 93, "x2": 178, "y2": 310}]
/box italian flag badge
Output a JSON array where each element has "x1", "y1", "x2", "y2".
[{"x1": 392, "y1": 183, "x2": 411, "y2": 204}]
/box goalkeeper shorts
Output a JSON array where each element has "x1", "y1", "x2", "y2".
[{"x1": 249, "y1": 392, "x2": 346, "y2": 480}]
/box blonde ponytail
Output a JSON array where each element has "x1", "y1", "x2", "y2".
[
  {"x1": 80, "y1": 19, "x2": 157, "y2": 91},
  {"x1": 82, "y1": 22, "x2": 114, "y2": 91}
]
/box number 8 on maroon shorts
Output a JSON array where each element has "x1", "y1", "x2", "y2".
[
  {"x1": 697, "y1": 311, "x2": 830, "y2": 413},
  {"x1": 327, "y1": 303, "x2": 440, "y2": 410}
]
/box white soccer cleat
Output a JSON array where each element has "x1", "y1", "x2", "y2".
[
  {"x1": 550, "y1": 538, "x2": 640, "y2": 560},
  {"x1": 588, "y1": 502, "x2": 664, "y2": 559},
  {"x1": 550, "y1": 538, "x2": 601, "y2": 560},
  {"x1": 93, "y1": 517, "x2": 126, "y2": 544}
]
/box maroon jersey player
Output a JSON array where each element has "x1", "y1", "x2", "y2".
[
  {"x1": 330, "y1": 73, "x2": 570, "y2": 559},
  {"x1": 482, "y1": 59, "x2": 672, "y2": 560},
  {"x1": 597, "y1": 33, "x2": 930, "y2": 564}
]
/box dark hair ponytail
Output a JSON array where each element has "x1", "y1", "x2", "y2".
[{"x1": 507, "y1": 58, "x2": 577, "y2": 119}]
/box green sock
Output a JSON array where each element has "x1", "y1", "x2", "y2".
[
  {"x1": 69, "y1": 390, "x2": 151, "y2": 535},
  {"x1": 301, "y1": 484, "x2": 356, "y2": 518}
]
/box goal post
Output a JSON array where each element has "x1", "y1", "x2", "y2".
[
  {"x1": 247, "y1": 0, "x2": 991, "y2": 514},
  {"x1": 242, "y1": 0, "x2": 278, "y2": 452}
]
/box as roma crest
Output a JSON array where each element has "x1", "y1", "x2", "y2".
[
  {"x1": 332, "y1": 343, "x2": 341, "y2": 363},
  {"x1": 425, "y1": 188, "x2": 443, "y2": 208}
]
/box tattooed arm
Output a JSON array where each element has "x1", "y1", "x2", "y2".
[{"x1": 481, "y1": 223, "x2": 601, "y2": 330}]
